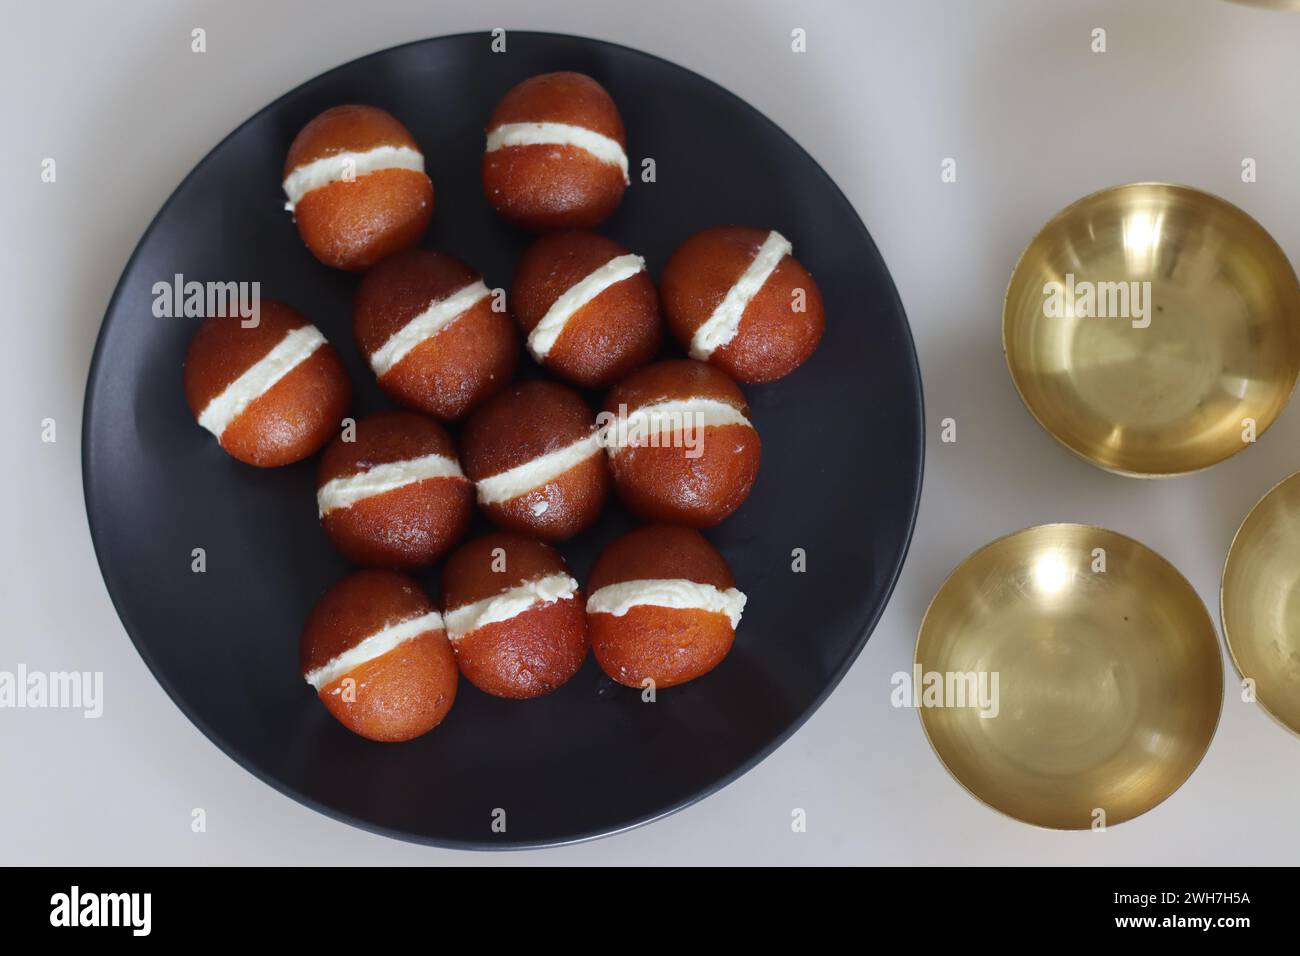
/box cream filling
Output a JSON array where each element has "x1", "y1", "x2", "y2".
[
  {"x1": 602, "y1": 398, "x2": 752, "y2": 457},
  {"x1": 527, "y1": 254, "x2": 645, "y2": 360},
  {"x1": 689, "y1": 230, "x2": 793, "y2": 360},
  {"x1": 316, "y1": 453, "x2": 465, "y2": 516},
  {"x1": 444, "y1": 574, "x2": 579, "y2": 641},
  {"x1": 197, "y1": 324, "x2": 326, "y2": 439},
  {"x1": 485, "y1": 122, "x2": 629, "y2": 184},
  {"x1": 475, "y1": 431, "x2": 603, "y2": 505},
  {"x1": 586, "y1": 579, "x2": 746, "y2": 629},
  {"x1": 304, "y1": 610, "x2": 444, "y2": 691},
  {"x1": 282, "y1": 145, "x2": 425, "y2": 211},
  {"x1": 368, "y1": 280, "x2": 491, "y2": 377}
]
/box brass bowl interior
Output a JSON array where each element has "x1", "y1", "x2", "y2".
[
  {"x1": 918, "y1": 524, "x2": 1223, "y2": 829},
  {"x1": 1222, "y1": 472, "x2": 1300, "y2": 736},
  {"x1": 1004, "y1": 183, "x2": 1300, "y2": 476}
]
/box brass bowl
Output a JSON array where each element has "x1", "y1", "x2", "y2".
[
  {"x1": 1222, "y1": 471, "x2": 1300, "y2": 736},
  {"x1": 917, "y1": 524, "x2": 1223, "y2": 829},
  {"x1": 1225, "y1": 0, "x2": 1300, "y2": 10},
  {"x1": 1004, "y1": 183, "x2": 1300, "y2": 477}
]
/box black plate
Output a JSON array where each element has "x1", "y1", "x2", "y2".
[{"x1": 82, "y1": 32, "x2": 923, "y2": 849}]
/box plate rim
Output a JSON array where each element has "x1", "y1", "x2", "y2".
[{"x1": 80, "y1": 29, "x2": 926, "y2": 851}]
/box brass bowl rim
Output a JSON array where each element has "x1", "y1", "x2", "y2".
[
  {"x1": 915, "y1": 521, "x2": 1225, "y2": 830},
  {"x1": 1220, "y1": 467, "x2": 1300, "y2": 739},
  {"x1": 1001, "y1": 181, "x2": 1300, "y2": 479}
]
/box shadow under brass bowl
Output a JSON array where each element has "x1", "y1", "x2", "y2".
[
  {"x1": 1222, "y1": 471, "x2": 1300, "y2": 736},
  {"x1": 1004, "y1": 183, "x2": 1300, "y2": 477},
  {"x1": 917, "y1": 524, "x2": 1223, "y2": 829}
]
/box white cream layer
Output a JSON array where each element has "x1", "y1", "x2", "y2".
[
  {"x1": 282, "y1": 145, "x2": 425, "y2": 211},
  {"x1": 689, "y1": 230, "x2": 793, "y2": 360},
  {"x1": 316, "y1": 453, "x2": 465, "y2": 516},
  {"x1": 602, "y1": 398, "x2": 752, "y2": 457},
  {"x1": 444, "y1": 574, "x2": 579, "y2": 641},
  {"x1": 475, "y1": 431, "x2": 603, "y2": 505},
  {"x1": 368, "y1": 280, "x2": 491, "y2": 377},
  {"x1": 304, "y1": 610, "x2": 444, "y2": 691},
  {"x1": 586, "y1": 579, "x2": 746, "y2": 629},
  {"x1": 485, "y1": 122, "x2": 629, "y2": 183},
  {"x1": 197, "y1": 324, "x2": 326, "y2": 439},
  {"x1": 527, "y1": 254, "x2": 645, "y2": 360}
]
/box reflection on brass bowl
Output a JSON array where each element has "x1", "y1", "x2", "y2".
[
  {"x1": 1222, "y1": 471, "x2": 1300, "y2": 737},
  {"x1": 1004, "y1": 183, "x2": 1300, "y2": 477},
  {"x1": 917, "y1": 524, "x2": 1223, "y2": 829}
]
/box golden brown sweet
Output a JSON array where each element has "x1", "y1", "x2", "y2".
[
  {"x1": 511, "y1": 231, "x2": 661, "y2": 389},
  {"x1": 316, "y1": 410, "x2": 474, "y2": 568},
  {"x1": 283, "y1": 105, "x2": 434, "y2": 271},
  {"x1": 482, "y1": 72, "x2": 628, "y2": 230},
  {"x1": 442, "y1": 533, "x2": 588, "y2": 699},
  {"x1": 661, "y1": 226, "x2": 824, "y2": 383},
  {"x1": 587, "y1": 525, "x2": 745, "y2": 689},
  {"x1": 299, "y1": 570, "x2": 457, "y2": 742},
  {"x1": 183, "y1": 301, "x2": 351, "y2": 467},
  {"x1": 460, "y1": 380, "x2": 610, "y2": 541},
  {"x1": 353, "y1": 250, "x2": 518, "y2": 421},
  {"x1": 603, "y1": 359, "x2": 760, "y2": 527}
]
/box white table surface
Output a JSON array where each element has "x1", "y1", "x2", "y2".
[{"x1": 4, "y1": 0, "x2": 1299, "y2": 865}]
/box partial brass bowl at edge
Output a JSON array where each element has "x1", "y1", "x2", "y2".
[
  {"x1": 1224, "y1": 0, "x2": 1300, "y2": 11},
  {"x1": 1222, "y1": 470, "x2": 1300, "y2": 737},
  {"x1": 1004, "y1": 183, "x2": 1300, "y2": 477},
  {"x1": 917, "y1": 524, "x2": 1223, "y2": 829}
]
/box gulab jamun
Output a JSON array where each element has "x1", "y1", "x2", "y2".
[
  {"x1": 482, "y1": 72, "x2": 628, "y2": 230},
  {"x1": 353, "y1": 249, "x2": 518, "y2": 421},
  {"x1": 511, "y1": 231, "x2": 661, "y2": 389},
  {"x1": 316, "y1": 410, "x2": 474, "y2": 568},
  {"x1": 283, "y1": 105, "x2": 434, "y2": 271},
  {"x1": 603, "y1": 359, "x2": 760, "y2": 527},
  {"x1": 442, "y1": 532, "x2": 588, "y2": 699},
  {"x1": 660, "y1": 226, "x2": 824, "y2": 383},
  {"x1": 587, "y1": 525, "x2": 746, "y2": 689},
  {"x1": 460, "y1": 380, "x2": 610, "y2": 541},
  {"x1": 183, "y1": 301, "x2": 351, "y2": 468},
  {"x1": 300, "y1": 570, "x2": 457, "y2": 742}
]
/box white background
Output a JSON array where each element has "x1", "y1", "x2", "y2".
[{"x1": 4, "y1": 0, "x2": 1299, "y2": 865}]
